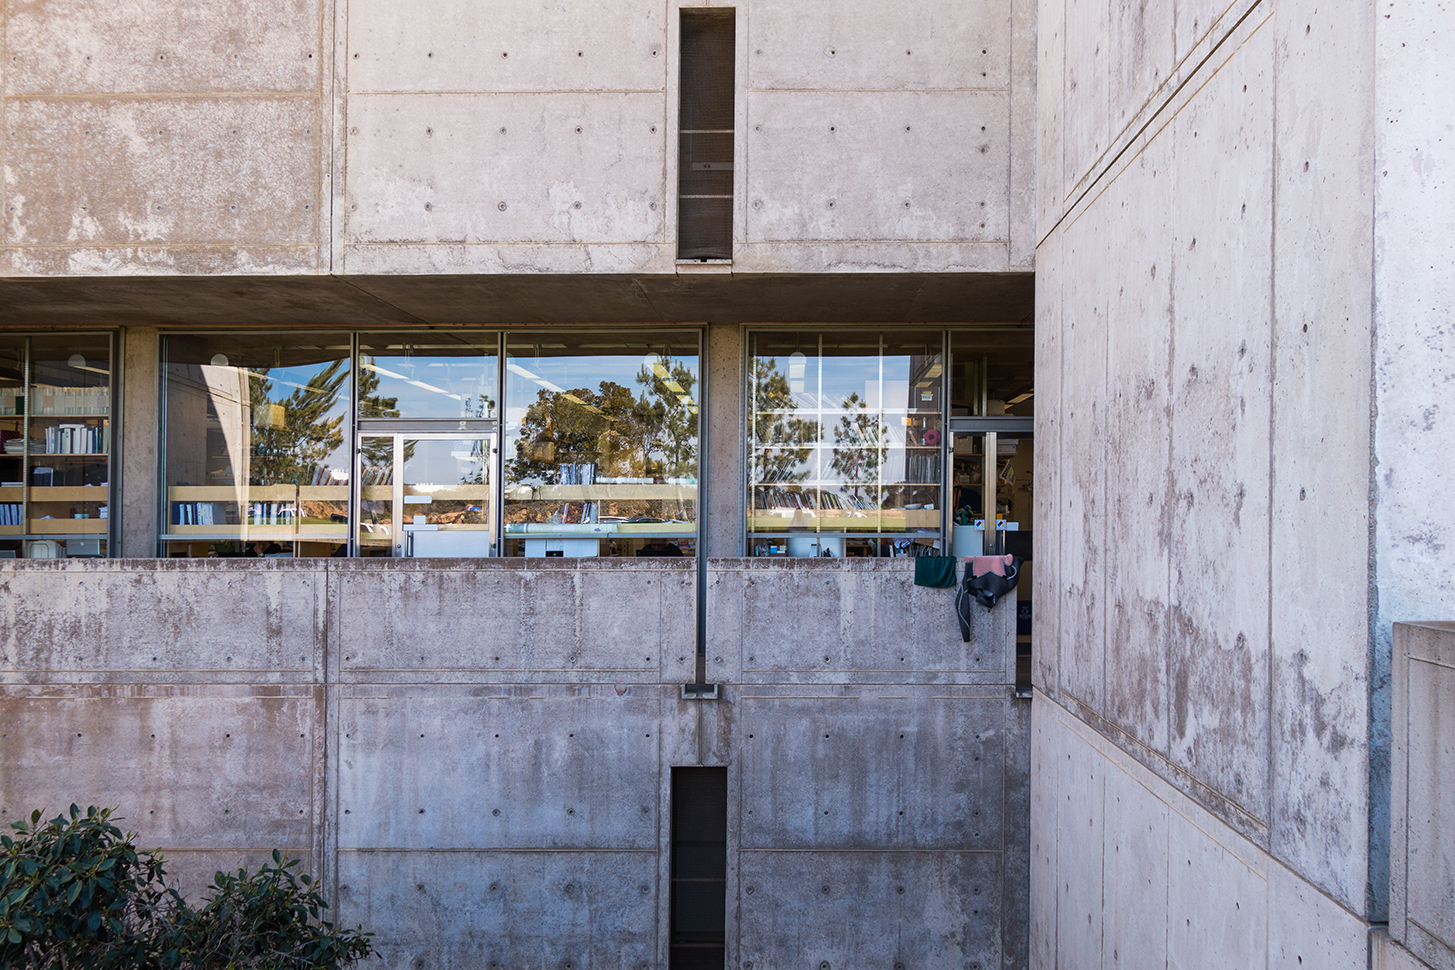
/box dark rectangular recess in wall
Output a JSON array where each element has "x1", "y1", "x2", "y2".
[
  {"x1": 670, "y1": 766, "x2": 727, "y2": 969},
  {"x1": 678, "y1": 10, "x2": 735, "y2": 261}
]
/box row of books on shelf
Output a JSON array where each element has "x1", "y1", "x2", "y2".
[
  {"x1": 0, "y1": 386, "x2": 110, "y2": 416},
  {"x1": 40, "y1": 423, "x2": 108, "y2": 455},
  {"x1": 0, "y1": 503, "x2": 107, "y2": 525},
  {"x1": 751, "y1": 488, "x2": 906, "y2": 512}
]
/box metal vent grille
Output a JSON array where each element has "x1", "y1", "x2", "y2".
[{"x1": 678, "y1": 11, "x2": 735, "y2": 261}]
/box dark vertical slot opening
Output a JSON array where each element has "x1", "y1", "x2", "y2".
[
  {"x1": 670, "y1": 766, "x2": 727, "y2": 969},
  {"x1": 678, "y1": 10, "x2": 735, "y2": 261}
]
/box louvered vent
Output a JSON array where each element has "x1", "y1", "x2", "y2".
[{"x1": 678, "y1": 11, "x2": 735, "y2": 261}]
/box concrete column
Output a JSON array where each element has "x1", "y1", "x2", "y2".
[
  {"x1": 704, "y1": 323, "x2": 742, "y2": 557},
  {"x1": 119, "y1": 326, "x2": 159, "y2": 557}
]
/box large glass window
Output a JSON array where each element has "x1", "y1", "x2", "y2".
[
  {"x1": 503, "y1": 332, "x2": 700, "y2": 557},
  {"x1": 357, "y1": 333, "x2": 498, "y2": 422},
  {"x1": 162, "y1": 334, "x2": 351, "y2": 557},
  {"x1": 748, "y1": 330, "x2": 944, "y2": 557},
  {"x1": 0, "y1": 334, "x2": 114, "y2": 558}
]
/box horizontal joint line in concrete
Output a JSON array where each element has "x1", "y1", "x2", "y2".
[
  {"x1": 155, "y1": 846, "x2": 313, "y2": 853},
  {"x1": 2, "y1": 91, "x2": 320, "y2": 101},
  {"x1": 746, "y1": 668, "x2": 997, "y2": 673},
  {"x1": 338, "y1": 847, "x2": 658, "y2": 854},
  {"x1": 0, "y1": 244, "x2": 319, "y2": 253},
  {"x1": 739, "y1": 847, "x2": 1002, "y2": 854},
  {"x1": 739, "y1": 695, "x2": 861, "y2": 700},
  {"x1": 1409, "y1": 656, "x2": 1455, "y2": 672},
  {"x1": 748, "y1": 86, "x2": 1010, "y2": 95},
  {"x1": 346, "y1": 88, "x2": 664, "y2": 97},
  {"x1": 342, "y1": 241, "x2": 668, "y2": 248},
  {"x1": 343, "y1": 668, "x2": 655, "y2": 673},
  {"x1": 745, "y1": 239, "x2": 1010, "y2": 246}
]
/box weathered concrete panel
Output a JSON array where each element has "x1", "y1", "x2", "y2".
[
  {"x1": 1267, "y1": 858, "x2": 1371, "y2": 970},
  {"x1": 1028, "y1": 690, "x2": 1059, "y2": 970},
  {"x1": 3, "y1": 97, "x2": 320, "y2": 254},
  {"x1": 0, "y1": 686, "x2": 319, "y2": 850},
  {"x1": 1374, "y1": 0, "x2": 1455, "y2": 924},
  {"x1": 4, "y1": 0, "x2": 321, "y2": 95},
  {"x1": 746, "y1": 0, "x2": 1012, "y2": 91},
  {"x1": 1390, "y1": 623, "x2": 1455, "y2": 969},
  {"x1": 0, "y1": 561, "x2": 321, "y2": 679},
  {"x1": 1165, "y1": 797, "x2": 1267, "y2": 970},
  {"x1": 740, "y1": 688, "x2": 1007, "y2": 850},
  {"x1": 1036, "y1": 0, "x2": 1066, "y2": 240},
  {"x1": 1063, "y1": 0, "x2": 1110, "y2": 190},
  {"x1": 745, "y1": 91, "x2": 1011, "y2": 244},
  {"x1": 334, "y1": 560, "x2": 689, "y2": 679},
  {"x1": 1053, "y1": 706, "x2": 1104, "y2": 969},
  {"x1": 336, "y1": 850, "x2": 657, "y2": 970},
  {"x1": 1102, "y1": 138, "x2": 1173, "y2": 755},
  {"x1": 716, "y1": 559, "x2": 1015, "y2": 684},
  {"x1": 1057, "y1": 217, "x2": 1107, "y2": 710},
  {"x1": 739, "y1": 850, "x2": 1003, "y2": 970},
  {"x1": 1100, "y1": 763, "x2": 1169, "y2": 970},
  {"x1": 1268, "y1": 0, "x2": 1376, "y2": 913},
  {"x1": 1110, "y1": 0, "x2": 1175, "y2": 134},
  {"x1": 1033, "y1": 696, "x2": 1371, "y2": 970},
  {"x1": 343, "y1": 92, "x2": 665, "y2": 245},
  {"x1": 1032, "y1": 229, "x2": 1062, "y2": 698},
  {"x1": 1165, "y1": 22, "x2": 1273, "y2": 821},
  {"x1": 346, "y1": 0, "x2": 665, "y2": 93},
  {"x1": 336, "y1": 685, "x2": 660, "y2": 850}
]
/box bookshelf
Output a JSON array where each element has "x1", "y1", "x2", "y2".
[{"x1": 0, "y1": 340, "x2": 114, "y2": 555}]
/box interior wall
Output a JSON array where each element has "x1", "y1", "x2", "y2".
[{"x1": 1033, "y1": 0, "x2": 1381, "y2": 965}]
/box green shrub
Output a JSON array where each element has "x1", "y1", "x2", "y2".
[{"x1": 0, "y1": 805, "x2": 372, "y2": 969}]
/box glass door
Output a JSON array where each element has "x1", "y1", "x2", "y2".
[
  {"x1": 947, "y1": 419, "x2": 1032, "y2": 557},
  {"x1": 356, "y1": 432, "x2": 495, "y2": 557}
]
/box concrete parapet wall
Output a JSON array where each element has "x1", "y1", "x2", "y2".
[
  {"x1": 1390, "y1": 622, "x2": 1455, "y2": 970},
  {"x1": 0, "y1": 557, "x2": 1028, "y2": 969}
]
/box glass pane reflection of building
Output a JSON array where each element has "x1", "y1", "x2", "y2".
[
  {"x1": 748, "y1": 330, "x2": 944, "y2": 557},
  {"x1": 503, "y1": 333, "x2": 699, "y2": 557},
  {"x1": 162, "y1": 334, "x2": 351, "y2": 557}
]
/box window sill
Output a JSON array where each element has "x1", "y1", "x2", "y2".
[{"x1": 675, "y1": 260, "x2": 733, "y2": 275}]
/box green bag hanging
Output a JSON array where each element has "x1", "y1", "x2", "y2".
[{"x1": 913, "y1": 555, "x2": 957, "y2": 589}]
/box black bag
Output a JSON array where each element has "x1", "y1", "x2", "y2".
[{"x1": 956, "y1": 556, "x2": 1023, "y2": 641}]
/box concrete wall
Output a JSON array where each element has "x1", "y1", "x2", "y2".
[
  {"x1": 0, "y1": 557, "x2": 1029, "y2": 969},
  {"x1": 1033, "y1": 0, "x2": 1391, "y2": 965},
  {"x1": 1389, "y1": 622, "x2": 1455, "y2": 970},
  {"x1": 2, "y1": 0, "x2": 1036, "y2": 279}
]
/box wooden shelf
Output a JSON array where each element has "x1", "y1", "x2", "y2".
[
  {"x1": 30, "y1": 486, "x2": 108, "y2": 502},
  {"x1": 28, "y1": 519, "x2": 107, "y2": 534}
]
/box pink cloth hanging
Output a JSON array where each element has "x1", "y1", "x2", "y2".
[{"x1": 966, "y1": 554, "x2": 1014, "y2": 577}]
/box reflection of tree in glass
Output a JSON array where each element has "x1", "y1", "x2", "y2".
[
  {"x1": 508, "y1": 381, "x2": 641, "y2": 484},
  {"x1": 248, "y1": 361, "x2": 347, "y2": 486},
  {"x1": 749, "y1": 357, "x2": 818, "y2": 485},
  {"x1": 830, "y1": 391, "x2": 884, "y2": 504},
  {"x1": 634, "y1": 357, "x2": 698, "y2": 478},
  {"x1": 508, "y1": 360, "x2": 698, "y2": 485}
]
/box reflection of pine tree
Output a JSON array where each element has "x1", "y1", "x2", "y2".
[
  {"x1": 749, "y1": 357, "x2": 818, "y2": 484},
  {"x1": 248, "y1": 361, "x2": 347, "y2": 485},
  {"x1": 635, "y1": 358, "x2": 698, "y2": 478},
  {"x1": 830, "y1": 391, "x2": 884, "y2": 503},
  {"x1": 508, "y1": 381, "x2": 644, "y2": 484},
  {"x1": 507, "y1": 360, "x2": 701, "y2": 486}
]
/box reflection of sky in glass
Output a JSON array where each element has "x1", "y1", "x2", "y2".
[
  {"x1": 403, "y1": 438, "x2": 489, "y2": 487},
  {"x1": 360, "y1": 353, "x2": 497, "y2": 419}
]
